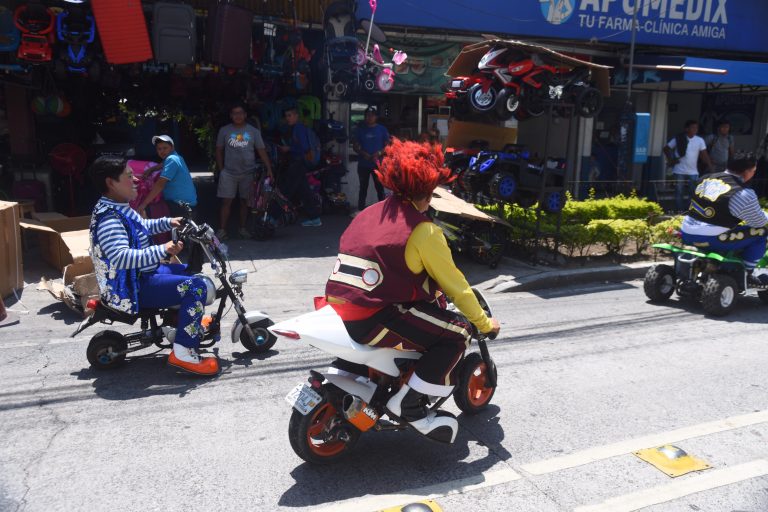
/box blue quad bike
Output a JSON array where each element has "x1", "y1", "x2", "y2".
[{"x1": 644, "y1": 243, "x2": 768, "y2": 316}]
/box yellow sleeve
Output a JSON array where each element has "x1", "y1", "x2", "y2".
[{"x1": 405, "y1": 222, "x2": 494, "y2": 333}]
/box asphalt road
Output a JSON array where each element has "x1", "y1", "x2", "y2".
[{"x1": 2, "y1": 224, "x2": 768, "y2": 512}]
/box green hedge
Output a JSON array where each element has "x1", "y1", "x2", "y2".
[{"x1": 477, "y1": 192, "x2": 673, "y2": 258}]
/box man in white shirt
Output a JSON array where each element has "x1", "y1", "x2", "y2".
[{"x1": 663, "y1": 120, "x2": 713, "y2": 212}]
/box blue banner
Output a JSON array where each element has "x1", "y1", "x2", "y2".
[
  {"x1": 359, "y1": 0, "x2": 768, "y2": 54},
  {"x1": 633, "y1": 113, "x2": 650, "y2": 164}
]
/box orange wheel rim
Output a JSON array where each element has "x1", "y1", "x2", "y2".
[
  {"x1": 306, "y1": 403, "x2": 346, "y2": 457},
  {"x1": 467, "y1": 362, "x2": 494, "y2": 407}
]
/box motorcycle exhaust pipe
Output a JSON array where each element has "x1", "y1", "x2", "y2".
[{"x1": 342, "y1": 394, "x2": 379, "y2": 432}]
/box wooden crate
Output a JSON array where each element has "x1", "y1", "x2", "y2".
[{"x1": 0, "y1": 201, "x2": 23, "y2": 298}]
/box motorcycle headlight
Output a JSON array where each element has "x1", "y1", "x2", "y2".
[{"x1": 229, "y1": 269, "x2": 248, "y2": 285}]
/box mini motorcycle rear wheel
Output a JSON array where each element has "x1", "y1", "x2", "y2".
[{"x1": 288, "y1": 396, "x2": 361, "y2": 464}]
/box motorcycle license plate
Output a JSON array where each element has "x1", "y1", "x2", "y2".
[
  {"x1": 451, "y1": 79, "x2": 464, "y2": 89},
  {"x1": 285, "y1": 383, "x2": 322, "y2": 415}
]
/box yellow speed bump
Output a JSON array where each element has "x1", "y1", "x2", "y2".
[
  {"x1": 378, "y1": 500, "x2": 443, "y2": 512},
  {"x1": 634, "y1": 445, "x2": 711, "y2": 477}
]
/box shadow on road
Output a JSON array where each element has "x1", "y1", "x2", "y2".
[
  {"x1": 643, "y1": 296, "x2": 768, "y2": 324},
  {"x1": 278, "y1": 405, "x2": 508, "y2": 508},
  {"x1": 37, "y1": 302, "x2": 81, "y2": 326},
  {"x1": 70, "y1": 350, "x2": 232, "y2": 400}
]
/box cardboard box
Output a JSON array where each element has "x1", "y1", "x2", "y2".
[
  {"x1": 19, "y1": 213, "x2": 93, "y2": 282},
  {"x1": 0, "y1": 201, "x2": 23, "y2": 298},
  {"x1": 430, "y1": 187, "x2": 511, "y2": 227},
  {"x1": 446, "y1": 120, "x2": 518, "y2": 151}
]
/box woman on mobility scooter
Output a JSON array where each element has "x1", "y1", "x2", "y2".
[{"x1": 88, "y1": 156, "x2": 219, "y2": 376}]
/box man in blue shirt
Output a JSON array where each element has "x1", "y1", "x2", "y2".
[
  {"x1": 278, "y1": 107, "x2": 322, "y2": 227},
  {"x1": 138, "y1": 135, "x2": 197, "y2": 219},
  {"x1": 353, "y1": 105, "x2": 390, "y2": 215}
]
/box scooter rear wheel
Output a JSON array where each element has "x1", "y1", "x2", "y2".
[
  {"x1": 454, "y1": 352, "x2": 496, "y2": 415},
  {"x1": 86, "y1": 330, "x2": 127, "y2": 370},
  {"x1": 288, "y1": 397, "x2": 360, "y2": 464}
]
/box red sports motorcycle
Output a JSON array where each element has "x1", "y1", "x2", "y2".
[{"x1": 447, "y1": 46, "x2": 603, "y2": 121}]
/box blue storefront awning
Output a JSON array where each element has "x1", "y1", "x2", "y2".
[{"x1": 357, "y1": 0, "x2": 768, "y2": 56}]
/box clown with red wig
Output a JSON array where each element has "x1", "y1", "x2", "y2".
[{"x1": 325, "y1": 139, "x2": 501, "y2": 442}]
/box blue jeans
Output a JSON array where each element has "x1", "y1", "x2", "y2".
[
  {"x1": 138, "y1": 264, "x2": 208, "y2": 348},
  {"x1": 681, "y1": 226, "x2": 768, "y2": 268},
  {"x1": 675, "y1": 174, "x2": 698, "y2": 212}
]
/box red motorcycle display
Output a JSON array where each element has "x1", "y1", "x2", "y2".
[{"x1": 446, "y1": 46, "x2": 604, "y2": 121}]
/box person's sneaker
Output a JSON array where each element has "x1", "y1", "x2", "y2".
[
  {"x1": 238, "y1": 227, "x2": 252, "y2": 239},
  {"x1": 385, "y1": 384, "x2": 458, "y2": 443},
  {"x1": 301, "y1": 218, "x2": 322, "y2": 227},
  {"x1": 215, "y1": 228, "x2": 228, "y2": 241},
  {"x1": 168, "y1": 344, "x2": 220, "y2": 376},
  {"x1": 748, "y1": 272, "x2": 768, "y2": 287}
]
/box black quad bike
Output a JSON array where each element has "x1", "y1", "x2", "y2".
[
  {"x1": 644, "y1": 243, "x2": 768, "y2": 317},
  {"x1": 73, "y1": 217, "x2": 277, "y2": 369}
]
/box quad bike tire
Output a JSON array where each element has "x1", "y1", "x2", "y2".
[
  {"x1": 575, "y1": 86, "x2": 604, "y2": 118},
  {"x1": 643, "y1": 264, "x2": 675, "y2": 302},
  {"x1": 236, "y1": 318, "x2": 277, "y2": 353},
  {"x1": 288, "y1": 395, "x2": 360, "y2": 464},
  {"x1": 701, "y1": 274, "x2": 738, "y2": 316},
  {"x1": 540, "y1": 190, "x2": 567, "y2": 213},
  {"x1": 489, "y1": 172, "x2": 517, "y2": 202},
  {"x1": 86, "y1": 330, "x2": 128, "y2": 370},
  {"x1": 454, "y1": 352, "x2": 496, "y2": 415},
  {"x1": 495, "y1": 88, "x2": 519, "y2": 121},
  {"x1": 468, "y1": 83, "x2": 498, "y2": 112}
]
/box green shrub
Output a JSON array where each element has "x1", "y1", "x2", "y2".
[
  {"x1": 649, "y1": 216, "x2": 684, "y2": 244},
  {"x1": 588, "y1": 219, "x2": 651, "y2": 255}
]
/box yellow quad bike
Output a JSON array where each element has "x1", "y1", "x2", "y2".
[{"x1": 644, "y1": 243, "x2": 768, "y2": 317}]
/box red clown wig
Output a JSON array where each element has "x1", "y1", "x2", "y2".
[{"x1": 374, "y1": 138, "x2": 453, "y2": 200}]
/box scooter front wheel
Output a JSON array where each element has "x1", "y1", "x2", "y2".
[
  {"x1": 288, "y1": 396, "x2": 360, "y2": 464},
  {"x1": 454, "y1": 352, "x2": 496, "y2": 415},
  {"x1": 235, "y1": 318, "x2": 277, "y2": 353}
]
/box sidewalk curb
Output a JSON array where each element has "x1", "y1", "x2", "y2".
[{"x1": 489, "y1": 261, "x2": 654, "y2": 293}]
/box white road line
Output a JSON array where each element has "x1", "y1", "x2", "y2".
[
  {"x1": 0, "y1": 337, "x2": 89, "y2": 349},
  {"x1": 313, "y1": 466, "x2": 521, "y2": 512},
  {"x1": 574, "y1": 459, "x2": 768, "y2": 512},
  {"x1": 521, "y1": 410, "x2": 768, "y2": 475}
]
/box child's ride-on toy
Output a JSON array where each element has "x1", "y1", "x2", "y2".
[
  {"x1": 644, "y1": 242, "x2": 768, "y2": 317},
  {"x1": 73, "y1": 215, "x2": 277, "y2": 369}
]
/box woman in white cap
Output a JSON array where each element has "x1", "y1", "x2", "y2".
[{"x1": 137, "y1": 135, "x2": 198, "y2": 220}]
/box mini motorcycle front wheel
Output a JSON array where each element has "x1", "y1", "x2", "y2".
[
  {"x1": 288, "y1": 396, "x2": 361, "y2": 464},
  {"x1": 454, "y1": 352, "x2": 496, "y2": 415}
]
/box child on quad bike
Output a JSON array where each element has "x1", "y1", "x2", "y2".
[{"x1": 680, "y1": 156, "x2": 768, "y2": 286}]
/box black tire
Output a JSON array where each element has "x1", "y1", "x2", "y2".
[
  {"x1": 759, "y1": 290, "x2": 768, "y2": 305},
  {"x1": 454, "y1": 352, "x2": 496, "y2": 415},
  {"x1": 489, "y1": 172, "x2": 517, "y2": 201},
  {"x1": 540, "y1": 190, "x2": 567, "y2": 213},
  {"x1": 468, "y1": 82, "x2": 498, "y2": 112},
  {"x1": 494, "y1": 88, "x2": 519, "y2": 121},
  {"x1": 288, "y1": 395, "x2": 360, "y2": 464},
  {"x1": 468, "y1": 222, "x2": 507, "y2": 267},
  {"x1": 239, "y1": 319, "x2": 277, "y2": 353},
  {"x1": 250, "y1": 215, "x2": 275, "y2": 240},
  {"x1": 644, "y1": 264, "x2": 675, "y2": 302},
  {"x1": 86, "y1": 330, "x2": 127, "y2": 370},
  {"x1": 701, "y1": 274, "x2": 739, "y2": 316},
  {"x1": 575, "y1": 86, "x2": 604, "y2": 118}
]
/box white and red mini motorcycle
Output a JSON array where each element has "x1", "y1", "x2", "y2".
[{"x1": 271, "y1": 288, "x2": 498, "y2": 465}]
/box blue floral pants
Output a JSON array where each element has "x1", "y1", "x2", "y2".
[{"x1": 138, "y1": 264, "x2": 208, "y2": 348}]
